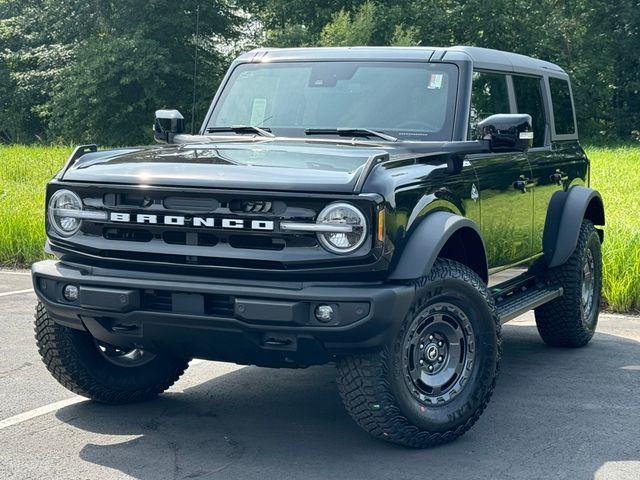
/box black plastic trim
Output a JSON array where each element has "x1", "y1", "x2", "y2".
[
  {"x1": 388, "y1": 211, "x2": 487, "y2": 282},
  {"x1": 32, "y1": 260, "x2": 415, "y2": 366},
  {"x1": 60, "y1": 144, "x2": 97, "y2": 178},
  {"x1": 543, "y1": 186, "x2": 605, "y2": 267}
]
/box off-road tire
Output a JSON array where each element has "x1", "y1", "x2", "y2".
[
  {"x1": 535, "y1": 219, "x2": 602, "y2": 347},
  {"x1": 336, "y1": 259, "x2": 501, "y2": 448},
  {"x1": 35, "y1": 302, "x2": 189, "y2": 404}
]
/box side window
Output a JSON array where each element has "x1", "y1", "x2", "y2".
[
  {"x1": 549, "y1": 77, "x2": 576, "y2": 135},
  {"x1": 512, "y1": 75, "x2": 547, "y2": 148},
  {"x1": 469, "y1": 71, "x2": 510, "y2": 139}
]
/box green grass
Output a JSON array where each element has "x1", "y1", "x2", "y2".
[
  {"x1": 0, "y1": 145, "x2": 69, "y2": 267},
  {"x1": 0, "y1": 144, "x2": 638, "y2": 312},
  {"x1": 589, "y1": 146, "x2": 640, "y2": 312}
]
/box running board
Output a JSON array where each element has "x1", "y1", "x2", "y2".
[{"x1": 495, "y1": 286, "x2": 563, "y2": 324}]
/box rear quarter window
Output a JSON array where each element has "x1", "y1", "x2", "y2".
[{"x1": 549, "y1": 77, "x2": 576, "y2": 135}]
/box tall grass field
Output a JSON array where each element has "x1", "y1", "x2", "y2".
[{"x1": 0, "y1": 145, "x2": 638, "y2": 312}]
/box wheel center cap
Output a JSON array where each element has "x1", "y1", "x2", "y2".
[{"x1": 426, "y1": 344, "x2": 439, "y2": 361}]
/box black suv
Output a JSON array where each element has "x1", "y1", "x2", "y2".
[{"x1": 32, "y1": 46, "x2": 605, "y2": 447}]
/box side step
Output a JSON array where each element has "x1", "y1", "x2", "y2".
[{"x1": 495, "y1": 286, "x2": 563, "y2": 324}]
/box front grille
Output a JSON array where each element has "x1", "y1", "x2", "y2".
[
  {"x1": 80, "y1": 190, "x2": 321, "y2": 253},
  {"x1": 104, "y1": 228, "x2": 153, "y2": 242},
  {"x1": 161, "y1": 231, "x2": 219, "y2": 247},
  {"x1": 49, "y1": 184, "x2": 377, "y2": 271},
  {"x1": 97, "y1": 227, "x2": 318, "y2": 250},
  {"x1": 229, "y1": 234, "x2": 286, "y2": 251},
  {"x1": 98, "y1": 249, "x2": 287, "y2": 269}
]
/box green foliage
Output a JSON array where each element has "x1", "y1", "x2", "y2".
[
  {"x1": 320, "y1": 1, "x2": 377, "y2": 46},
  {"x1": 47, "y1": 36, "x2": 172, "y2": 146},
  {"x1": 1, "y1": 0, "x2": 639, "y2": 145},
  {"x1": 0, "y1": 0, "x2": 241, "y2": 145},
  {"x1": 390, "y1": 25, "x2": 421, "y2": 47}
]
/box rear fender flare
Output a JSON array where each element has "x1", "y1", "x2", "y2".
[{"x1": 543, "y1": 186, "x2": 605, "y2": 268}]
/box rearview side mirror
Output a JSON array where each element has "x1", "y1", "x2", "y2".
[
  {"x1": 476, "y1": 114, "x2": 533, "y2": 152},
  {"x1": 154, "y1": 109, "x2": 185, "y2": 144}
]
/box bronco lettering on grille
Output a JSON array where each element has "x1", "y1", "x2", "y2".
[{"x1": 109, "y1": 212, "x2": 274, "y2": 230}]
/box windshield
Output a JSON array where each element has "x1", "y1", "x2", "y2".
[{"x1": 207, "y1": 61, "x2": 459, "y2": 141}]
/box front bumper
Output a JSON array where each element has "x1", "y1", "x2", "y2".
[{"x1": 32, "y1": 260, "x2": 415, "y2": 367}]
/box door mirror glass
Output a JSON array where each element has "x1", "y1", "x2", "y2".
[
  {"x1": 476, "y1": 114, "x2": 533, "y2": 152},
  {"x1": 154, "y1": 109, "x2": 185, "y2": 143}
]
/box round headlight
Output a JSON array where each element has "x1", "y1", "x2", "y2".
[
  {"x1": 316, "y1": 202, "x2": 367, "y2": 254},
  {"x1": 48, "y1": 189, "x2": 83, "y2": 237}
]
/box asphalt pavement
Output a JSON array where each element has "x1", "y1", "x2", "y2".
[{"x1": 0, "y1": 269, "x2": 638, "y2": 480}]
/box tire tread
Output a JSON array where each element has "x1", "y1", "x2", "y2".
[
  {"x1": 535, "y1": 220, "x2": 601, "y2": 348},
  {"x1": 34, "y1": 302, "x2": 188, "y2": 404},
  {"x1": 336, "y1": 259, "x2": 501, "y2": 448}
]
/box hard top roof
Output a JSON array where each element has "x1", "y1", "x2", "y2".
[{"x1": 236, "y1": 45, "x2": 567, "y2": 77}]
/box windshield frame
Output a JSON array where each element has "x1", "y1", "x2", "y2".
[{"x1": 202, "y1": 60, "x2": 461, "y2": 143}]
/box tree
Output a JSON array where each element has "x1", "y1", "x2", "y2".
[
  {"x1": 1, "y1": 0, "x2": 638, "y2": 144},
  {"x1": 1, "y1": 0, "x2": 242, "y2": 145}
]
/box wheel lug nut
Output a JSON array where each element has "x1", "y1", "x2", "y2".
[
  {"x1": 419, "y1": 343, "x2": 424, "y2": 349},
  {"x1": 438, "y1": 356, "x2": 443, "y2": 362},
  {"x1": 428, "y1": 335, "x2": 434, "y2": 340},
  {"x1": 428, "y1": 365, "x2": 434, "y2": 372},
  {"x1": 419, "y1": 359, "x2": 424, "y2": 365},
  {"x1": 437, "y1": 341, "x2": 443, "y2": 347}
]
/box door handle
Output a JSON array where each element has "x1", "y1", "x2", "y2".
[
  {"x1": 550, "y1": 169, "x2": 568, "y2": 185},
  {"x1": 513, "y1": 175, "x2": 533, "y2": 193}
]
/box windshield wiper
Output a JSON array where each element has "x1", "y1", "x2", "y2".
[
  {"x1": 206, "y1": 125, "x2": 275, "y2": 138},
  {"x1": 305, "y1": 127, "x2": 398, "y2": 142}
]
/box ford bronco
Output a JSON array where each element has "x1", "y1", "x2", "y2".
[{"x1": 32, "y1": 46, "x2": 605, "y2": 447}]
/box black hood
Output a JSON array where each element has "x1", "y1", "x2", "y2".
[{"x1": 61, "y1": 140, "x2": 395, "y2": 193}]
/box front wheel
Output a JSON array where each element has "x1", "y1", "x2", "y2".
[
  {"x1": 35, "y1": 302, "x2": 189, "y2": 404},
  {"x1": 336, "y1": 259, "x2": 501, "y2": 448}
]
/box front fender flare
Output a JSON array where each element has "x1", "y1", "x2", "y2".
[{"x1": 388, "y1": 211, "x2": 487, "y2": 282}]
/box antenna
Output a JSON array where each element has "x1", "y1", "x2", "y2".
[{"x1": 190, "y1": 3, "x2": 200, "y2": 135}]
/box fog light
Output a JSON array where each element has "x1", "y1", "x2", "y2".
[
  {"x1": 315, "y1": 304, "x2": 335, "y2": 323},
  {"x1": 63, "y1": 285, "x2": 79, "y2": 302}
]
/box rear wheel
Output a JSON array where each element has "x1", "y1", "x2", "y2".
[
  {"x1": 35, "y1": 302, "x2": 189, "y2": 404},
  {"x1": 336, "y1": 259, "x2": 501, "y2": 448},
  {"x1": 535, "y1": 219, "x2": 602, "y2": 347}
]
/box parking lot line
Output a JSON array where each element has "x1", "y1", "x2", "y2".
[
  {"x1": 0, "y1": 270, "x2": 31, "y2": 276},
  {"x1": 0, "y1": 288, "x2": 33, "y2": 297},
  {"x1": 0, "y1": 359, "x2": 207, "y2": 431},
  {"x1": 0, "y1": 396, "x2": 86, "y2": 431}
]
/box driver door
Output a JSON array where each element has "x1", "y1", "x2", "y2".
[{"x1": 467, "y1": 71, "x2": 534, "y2": 270}]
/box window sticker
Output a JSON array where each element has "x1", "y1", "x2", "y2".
[
  {"x1": 428, "y1": 73, "x2": 444, "y2": 90},
  {"x1": 250, "y1": 98, "x2": 267, "y2": 125}
]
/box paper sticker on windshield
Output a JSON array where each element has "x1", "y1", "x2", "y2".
[
  {"x1": 428, "y1": 73, "x2": 444, "y2": 89},
  {"x1": 250, "y1": 98, "x2": 267, "y2": 125}
]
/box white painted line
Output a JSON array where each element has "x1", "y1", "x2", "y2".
[
  {"x1": 0, "y1": 396, "x2": 86, "y2": 431},
  {"x1": 0, "y1": 288, "x2": 34, "y2": 297},
  {"x1": 0, "y1": 270, "x2": 31, "y2": 276},
  {"x1": 0, "y1": 359, "x2": 210, "y2": 431}
]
